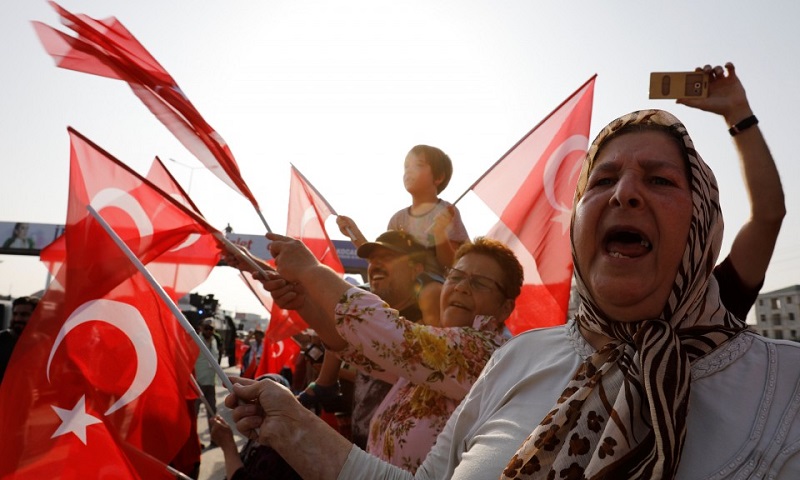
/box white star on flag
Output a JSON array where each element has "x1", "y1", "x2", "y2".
[
  {"x1": 51, "y1": 395, "x2": 102, "y2": 445},
  {"x1": 551, "y1": 208, "x2": 573, "y2": 235}
]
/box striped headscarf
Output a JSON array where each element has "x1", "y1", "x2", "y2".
[{"x1": 501, "y1": 110, "x2": 747, "y2": 479}]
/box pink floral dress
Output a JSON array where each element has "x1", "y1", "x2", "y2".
[{"x1": 334, "y1": 288, "x2": 507, "y2": 473}]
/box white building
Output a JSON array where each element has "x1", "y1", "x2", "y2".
[{"x1": 754, "y1": 285, "x2": 800, "y2": 341}]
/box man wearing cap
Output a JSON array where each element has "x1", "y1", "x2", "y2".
[
  {"x1": 349, "y1": 230, "x2": 435, "y2": 450},
  {"x1": 298, "y1": 230, "x2": 434, "y2": 449}
]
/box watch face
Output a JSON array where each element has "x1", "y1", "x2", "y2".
[{"x1": 305, "y1": 344, "x2": 324, "y2": 362}]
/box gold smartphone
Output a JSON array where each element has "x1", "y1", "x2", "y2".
[{"x1": 649, "y1": 71, "x2": 709, "y2": 99}]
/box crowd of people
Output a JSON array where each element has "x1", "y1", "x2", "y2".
[
  {"x1": 212, "y1": 62, "x2": 798, "y2": 479},
  {"x1": 2, "y1": 62, "x2": 797, "y2": 479}
]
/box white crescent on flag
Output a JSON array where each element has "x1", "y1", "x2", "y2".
[
  {"x1": 168, "y1": 233, "x2": 202, "y2": 252},
  {"x1": 299, "y1": 206, "x2": 317, "y2": 238},
  {"x1": 90, "y1": 187, "x2": 153, "y2": 251},
  {"x1": 543, "y1": 134, "x2": 589, "y2": 234},
  {"x1": 46, "y1": 299, "x2": 158, "y2": 416},
  {"x1": 270, "y1": 340, "x2": 285, "y2": 358}
]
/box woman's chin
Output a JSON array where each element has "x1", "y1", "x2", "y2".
[{"x1": 590, "y1": 286, "x2": 666, "y2": 322}]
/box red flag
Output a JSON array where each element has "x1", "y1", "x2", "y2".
[
  {"x1": 0, "y1": 190, "x2": 199, "y2": 476},
  {"x1": 254, "y1": 166, "x2": 344, "y2": 350},
  {"x1": 466, "y1": 76, "x2": 596, "y2": 334},
  {"x1": 260, "y1": 337, "x2": 302, "y2": 378},
  {"x1": 145, "y1": 157, "x2": 222, "y2": 301},
  {"x1": 287, "y1": 165, "x2": 344, "y2": 274},
  {"x1": 40, "y1": 132, "x2": 222, "y2": 303},
  {"x1": 40, "y1": 129, "x2": 214, "y2": 296},
  {"x1": 32, "y1": 2, "x2": 261, "y2": 211},
  {"x1": 145, "y1": 157, "x2": 203, "y2": 215}
]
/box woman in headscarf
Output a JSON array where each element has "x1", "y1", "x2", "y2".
[{"x1": 227, "y1": 107, "x2": 799, "y2": 479}]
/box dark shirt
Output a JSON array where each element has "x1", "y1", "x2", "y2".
[
  {"x1": 229, "y1": 441, "x2": 302, "y2": 480},
  {"x1": 714, "y1": 255, "x2": 762, "y2": 321},
  {"x1": 0, "y1": 329, "x2": 18, "y2": 384}
]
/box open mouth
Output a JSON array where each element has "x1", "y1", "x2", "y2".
[
  {"x1": 369, "y1": 269, "x2": 387, "y2": 283},
  {"x1": 604, "y1": 229, "x2": 652, "y2": 259}
]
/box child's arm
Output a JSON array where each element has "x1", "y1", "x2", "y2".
[
  {"x1": 431, "y1": 205, "x2": 463, "y2": 268},
  {"x1": 336, "y1": 215, "x2": 368, "y2": 247}
]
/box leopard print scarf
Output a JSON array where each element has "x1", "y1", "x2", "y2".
[{"x1": 501, "y1": 110, "x2": 747, "y2": 479}]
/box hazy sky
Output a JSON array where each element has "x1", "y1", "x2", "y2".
[{"x1": 2, "y1": 1, "x2": 799, "y2": 322}]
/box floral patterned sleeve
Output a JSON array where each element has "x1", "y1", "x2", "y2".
[{"x1": 333, "y1": 288, "x2": 506, "y2": 401}]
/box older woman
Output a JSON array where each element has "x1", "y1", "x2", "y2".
[
  {"x1": 231, "y1": 236, "x2": 522, "y2": 473},
  {"x1": 230, "y1": 107, "x2": 800, "y2": 479}
]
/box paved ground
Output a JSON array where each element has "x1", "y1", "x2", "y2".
[{"x1": 197, "y1": 365, "x2": 248, "y2": 480}]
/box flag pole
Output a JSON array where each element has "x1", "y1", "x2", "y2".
[
  {"x1": 189, "y1": 374, "x2": 216, "y2": 414},
  {"x1": 212, "y1": 232, "x2": 279, "y2": 281},
  {"x1": 87, "y1": 205, "x2": 235, "y2": 393},
  {"x1": 167, "y1": 465, "x2": 194, "y2": 480},
  {"x1": 256, "y1": 209, "x2": 272, "y2": 234},
  {"x1": 289, "y1": 163, "x2": 360, "y2": 242}
]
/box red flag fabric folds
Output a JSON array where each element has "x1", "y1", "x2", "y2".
[
  {"x1": 256, "y1": 166, "x2": 344, "y2": 344},
  {"x1": 33, "y1": 1, "x2": 261, "y2": 211},
  {"x1": 286, "y1": 165, "x2": 344, "y2": 275},
  {"x1": 145, "y1": 157, "x2": 222, "y2": 301},
  {"x1": 470, "y1": 76, "x2": 596, "y2": 334},
  {"x1": 145, "y1": 157, "x2": 203, "y2": 215},
  {"x1": 0, "y1": 131, "x2": 203, "y2": 478},
  {"x1": 40, "y1": 134, "x2": 222, "y2": 303}
]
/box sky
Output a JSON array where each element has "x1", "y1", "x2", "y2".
[{"x1": 2, "y1": 1, "x2": 799, "y2": 322}]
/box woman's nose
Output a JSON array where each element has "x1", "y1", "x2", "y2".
[{"x1": 610, "y1": 176, "x2": 642, "y2": 208}]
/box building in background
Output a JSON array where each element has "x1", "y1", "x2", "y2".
[{"x1": 754, "y1": 285, "x2": 800, "y2": 341}]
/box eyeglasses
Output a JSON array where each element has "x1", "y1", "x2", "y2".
[{"x1": 444, "y1": 267, "x2": 506, "y2": 296}]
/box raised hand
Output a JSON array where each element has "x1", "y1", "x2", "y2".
[{"x1": 677, "y1": 62, "x2": 752, "y2": 123}]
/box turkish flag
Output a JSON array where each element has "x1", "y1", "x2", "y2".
[
  {"x1": 287, "y1": 165, "x2": 344, "y2": 275},
  {"x1": 0, "y1": 234, "x2": 198, "y2": 477},
  {"x1": 145, "y1": 156, "x2": 203, "y2": 215},
  {"x1": 40, "y1": 131, "x2": 221, "y2": 303},
  {"x1": 469, "y1": 76, "x2": 596, "y2": 334},
  {"x1": 3, "y1": 129, "x2": 209, "y2": 476},
  {"x1": 32, "y1": 2, "x2": 261, "y2": 211},
  {"x1": 145, "y1": 157, "x2": 222, "y2": 301},
  {"x1": 248, "y1": 166, "x2": 343, "y2": 348},
  {"x1": 260, "y1": 337, "x2": 302, "y2": 378}
]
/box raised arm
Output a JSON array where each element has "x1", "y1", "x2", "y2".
[
  {"x1": 430, "y1": 204, "x2": 461, "y2": 268},
  {"x1": 678, "y1": 62, "x2": 785, "y2": 287},
  {"x1": 221, "y1": 237, "x2": 350, "y2": 350},
  {"x1": 265, "y1": 233, "x2": 353, "y2": 350},
  {"x1": 337, "y1": 215, "x2": 368, "y2": 247},
  {"x1": 334, "y1": 289, "x2": 502, "y2": 400}
]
